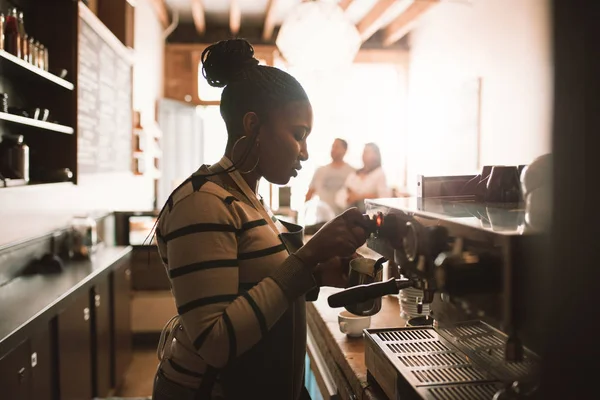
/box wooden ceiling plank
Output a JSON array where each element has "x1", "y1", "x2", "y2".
[
  {"x1": 148, "y1": 0, "x2": 169, "y2": 27},
  {"x1": 191, "y1": 0, "x2": 206, "y2": 35},
  {"x1": 262, "y1": 0, "x2": 278, "y2": 41},
  {"x1": 382, "y1": 0, "x2": 438, "y2": 46},
  {"x1": 230, "y1": 0, "x2": 241, "y2": 35},
  {"x1": 339, "y1": 0, "x2": 354, "y2": 11},
  {"x1": 357, "y1": 0, "x2": 397, "y2": 42}
]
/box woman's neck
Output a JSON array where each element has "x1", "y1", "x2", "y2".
[
  {"x1": 219, "y1": 151, "x2": 262, "y2": 194},
  {"x1": 242, "y1": 171, "x2": 261, "y2": 194}
]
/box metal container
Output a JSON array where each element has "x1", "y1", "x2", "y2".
[{"x1": 344, "y1": 257, "x2": 385, "y2": 316}]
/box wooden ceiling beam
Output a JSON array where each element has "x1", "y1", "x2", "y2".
[
  {"x1": 148, "y1": 0, "x2": 169, "y2": 27},
  {"x1": 357, "y1": 0, "x2": 398, "y2": 42},
  {"x1": 382, "y1": 0, "x2": 438, "y2": 46},
  {"x1": 262, "y1": 0, "x2": 278, "y2": 41},
  {"x1": 191, "y1": 0, "x2": 206, "y2": 35},
  {"x1": 230, "y1": 0, "x2": 241, "y2": 36},
  {"x1": 339, "y1": 0, "x2": 354, "y2": 11}
]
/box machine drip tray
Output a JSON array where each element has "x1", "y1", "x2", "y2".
[{"x1": 364, "y1": 321, "x2": 540, "y2": 400}]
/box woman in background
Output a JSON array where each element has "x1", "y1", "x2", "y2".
[{"x1": 336, "y1": 143, "x2": 391, "y2": 213}]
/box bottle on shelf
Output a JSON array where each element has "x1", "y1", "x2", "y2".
[
  {"x1": 43, "y1": 44, "x2": 49, "y2": 71},
  {"x1": 38, "y1": 44, "x2": 46, "y2": 70},
  {"x1": 22, "y1": 34, "x2": 30, "y2": 63},
  {"x1": 0, "y1": 12, "x2": 5, "y2": 51},
  {"x1": 3, "y1": 8, "x2": 20, "y2": 58},
  {"x1": 31, "y1": 40, "x2": 39, "y2": 67},
  {"x1": 28, "y1": 36, "x2": 35, "y2": 65},
  {"x1": 17, "y1": 10, "x2": 27, "y2": 60}
]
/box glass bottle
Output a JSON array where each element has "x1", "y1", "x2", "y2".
[
  {"x1": 32, "y1": 40, "x2": 40, "y2": 68},
  {"x1": 17, "y1": 11, "x2": 26, "y2": 60},
  {"x1": 3, "y1": 8, "x2": 20, "y2": 58},
  {"x1": 28, "y1": 36, "x2": 35, "y2": 65},
  {"x1": 38, "y1": 44, "x2": 45, "y2": 70},
  {"x1": 22, "y1": 34, "x2": 29, "y2": 63},
  {"x1": 43, "y1": 44, "x2": 48, "y2": 71},
  {"x1": 0, "y1": 13, "x2": 5, "y2": 51}
]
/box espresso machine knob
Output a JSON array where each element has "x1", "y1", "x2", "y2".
[{"x1": 434, "y1": 251, "x2": 502, "y2": 296}]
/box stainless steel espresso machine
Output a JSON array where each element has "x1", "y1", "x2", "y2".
[{"x1": 328, "y1": 170, "x2": 547, "y2": 399}]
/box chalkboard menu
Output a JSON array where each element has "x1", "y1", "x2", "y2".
[{"x1": 78, "y1": 18, "x2": 132, "y2": 174}]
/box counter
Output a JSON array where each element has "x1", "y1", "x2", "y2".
[
  {"x1": 0, "y1": 245, "x2": 132, "y2": 357},
  {"x1": 307, "y1": 287, "x2": 406, "y2": 400}
]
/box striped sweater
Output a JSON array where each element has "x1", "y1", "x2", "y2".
[{"x1": 155, "y1": 167, "x2": 319, "y2": 400}]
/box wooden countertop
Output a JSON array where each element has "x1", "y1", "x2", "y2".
[{"x1": 307, "y1": 287, "x2": 407, "y2": 400}]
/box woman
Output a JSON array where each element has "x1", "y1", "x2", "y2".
[
  {"x1": 336, "y1": 143, "x2": 391, "y2": 213},
  {"x1": 152, "y1": 39, "x2": 368, "y2": 400}
]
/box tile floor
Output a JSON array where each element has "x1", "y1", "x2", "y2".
[{"x1": 115, "y1": 347, "x2": 157, "y2": 398}]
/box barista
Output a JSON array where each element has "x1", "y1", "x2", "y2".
[{"x1": 152, "y1": 39, "x2": 368, "y2": 400}]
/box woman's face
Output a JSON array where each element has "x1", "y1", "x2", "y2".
[
  {"x1": 362, "y1": 145, "x2": 379, "y2": 170},
  {"x1": 256, "y1": 100, "x2": 313, "y2": 185}
]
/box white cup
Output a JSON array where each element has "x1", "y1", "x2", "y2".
[{"x1": 338, "y1": 310, "x2": 371, "y2": 338}]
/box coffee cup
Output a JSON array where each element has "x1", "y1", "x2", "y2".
[{"x1": 338, "y1": 310, "x2": 371, "y2": 338}]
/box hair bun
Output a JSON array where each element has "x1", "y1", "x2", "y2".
[{"x1": 201, "y1": 39, "x2": 260, "y2": 88}]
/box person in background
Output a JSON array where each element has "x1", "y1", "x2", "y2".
[
  {"x1": 152, "y1": 39, "x2": 368, "y2": 400},
  {"x1": 336, "y1": 142, "x2": 391, "y2": 213},
  {"x1": 305, "y1": 138, "x2": 355, "y2": 216}
]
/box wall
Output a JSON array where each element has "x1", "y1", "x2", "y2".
[
  {"x1": 133, "y1": 0, "x2": 165, "y2": 125},
  {"x1": 0, "y1": 1, "x2": 165, "y2": 246},
  {"x1": 405, "y1": 0, "x2": 552, "y2": 188}
]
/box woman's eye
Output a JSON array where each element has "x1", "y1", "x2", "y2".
[{"x1": 294, "y1": 130, "x2": 307, "y2": 141}]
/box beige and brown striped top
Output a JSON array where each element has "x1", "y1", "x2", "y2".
[{"x1": 155, "y1": 167, "x2": 318, "y2": 399}]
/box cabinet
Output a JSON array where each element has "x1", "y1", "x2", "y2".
[
  {"x1": 0, "y1": 323, "x2": 54, "y2": 400},
  {"x1": 0, "y1": 340, "x2": 31, "y2": 400},
  {"x1": 30, "y1": 324, "x2": 54, "y2": 400},
  {"x1": 57, "y1": 293, "x2": 92, "y2": 400},
  {"x1": 92, "y1": 279, "x2": 112, "y2": 398},
  {"x1": 111, "y1": 260, "x2": 133, "y2": 389}
]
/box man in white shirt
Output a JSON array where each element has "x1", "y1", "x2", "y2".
[{"x1": 305, "y1": 139, "x2": 355, "y2": 216}]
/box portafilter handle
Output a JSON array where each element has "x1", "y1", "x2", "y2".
[{"x1": 327, "y1": 278, "x2": 413, "y2": 309}]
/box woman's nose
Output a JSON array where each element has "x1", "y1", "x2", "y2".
[{"x1": 300, "y1": 142, "x2": 309, "y2": 161}]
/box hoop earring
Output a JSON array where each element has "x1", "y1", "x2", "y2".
[{"x1": 232, "y1": 136, "x2": 260, "y2": 174}]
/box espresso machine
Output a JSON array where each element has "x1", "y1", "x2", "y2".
[{"x1": 328, "y1": 168, "x2": 547, "y2": 399}]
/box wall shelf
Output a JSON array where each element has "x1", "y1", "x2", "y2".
[
  {"x1": 0, "y1": 112, "x2": 74, "y2": 134},
  {"x1": 0, "y1": 50, "x2": 75, "y2": 91}
]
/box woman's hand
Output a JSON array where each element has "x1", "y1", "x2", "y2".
[
  {"x1": 295, "y1": 208, "x2": 368, "y2": 267},
  {"x1": 314, "y1": 253, "x2": 363, "y2": 288}
]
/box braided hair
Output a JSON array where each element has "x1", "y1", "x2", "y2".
[{"x1": 201, "y1": 39, "x2": 309, "y2": 136}]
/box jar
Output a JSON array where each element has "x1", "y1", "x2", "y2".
[
  {"x1": 0, "y1": 134, "x2": 30, "y2": 182},
  {"x1": 71, "y1": 216, "x2": 98, "y2": 259},
  {"x1": 0, "y1": 93, "x2": 8, "y2": 113}
]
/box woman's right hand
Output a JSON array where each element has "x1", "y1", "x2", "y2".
[{"x1": 295, "y1": 208, "x2": 368, "y2": 267}]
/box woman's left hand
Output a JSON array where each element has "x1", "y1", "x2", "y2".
[{"x1": 314, "y1": 253, "x2": 363, "y2": 288}]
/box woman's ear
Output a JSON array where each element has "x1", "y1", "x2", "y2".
[{"x1": 242, "y1": 112, "x2": 261, "y2": 137}]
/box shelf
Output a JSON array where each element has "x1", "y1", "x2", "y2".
[
  {"x1": 0, "y1": 112, "x2": 74, "y2": 134},
  {"x1": 0, "y1": 50, "x2": 75, "y2": 91}
]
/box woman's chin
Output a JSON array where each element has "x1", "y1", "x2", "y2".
[{"x1": 266, "y1": 174, "x2": 291, "y2": 186}]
